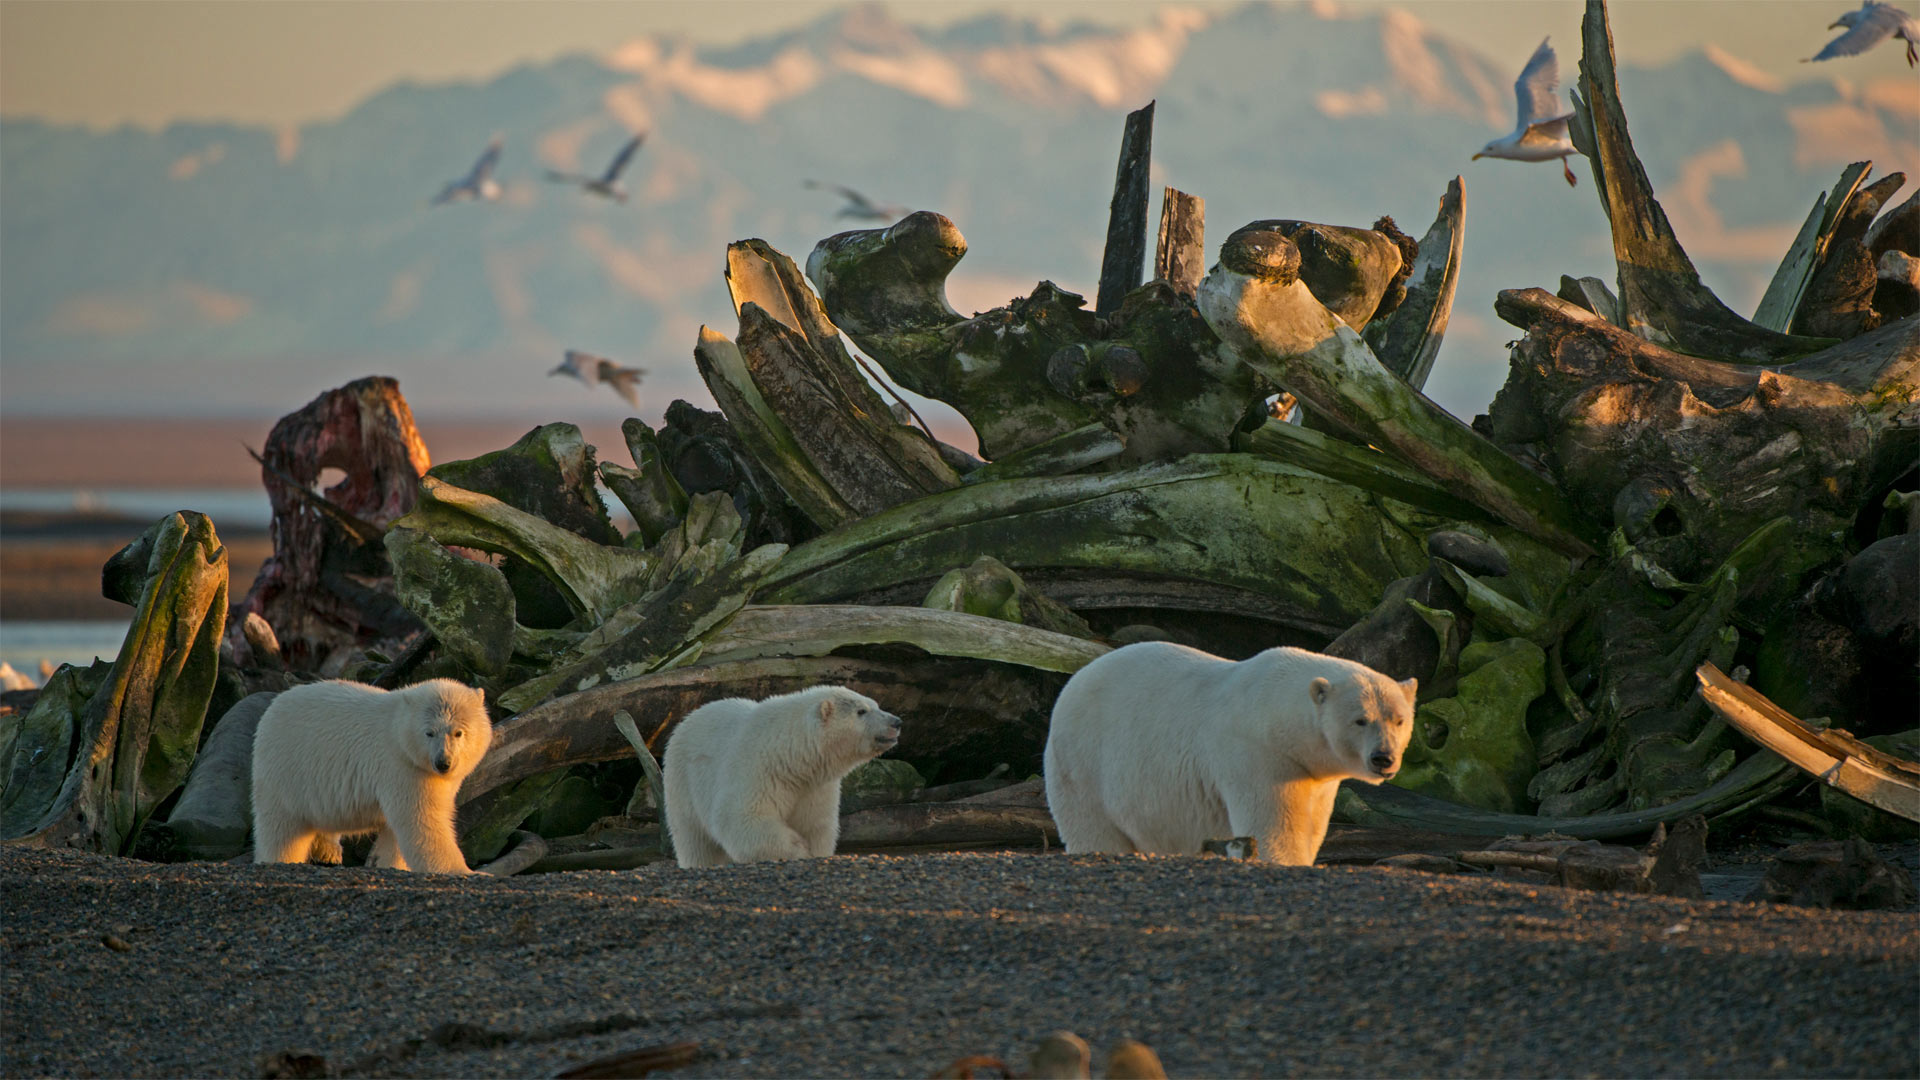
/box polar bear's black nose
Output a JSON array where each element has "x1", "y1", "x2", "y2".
[
  {"x1": 1370, "y1": 752, "x2": 1397, "y2": 775},
  {"x1": 435, "y1": 757, "x2": 453, "y2": 774}
]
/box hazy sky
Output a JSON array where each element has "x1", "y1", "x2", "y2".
[{"x1": 0, "y1": 0, "x2": 1876, "y2": 130}]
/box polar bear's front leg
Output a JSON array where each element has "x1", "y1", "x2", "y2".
[
  {"x1": 717, "y1": 810, "x2": 812, "y2": 864},
  {"x1": 383, "y1": 789, "x2": 473, "y2": 875},
  {"x1": 789, "y1": 785, "x2": 842, "y2": 857},
  {"x1": 1224, "y1": 777, "x2": 1338, "y2": 866}
]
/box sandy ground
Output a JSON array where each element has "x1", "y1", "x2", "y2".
[{"x1": 2, "y1": 845, "x2": 1915, "y2": 1079}]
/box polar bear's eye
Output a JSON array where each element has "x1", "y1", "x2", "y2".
[
  {"x1": 451, "y1": 729, "x2": 464, "y2": 738},
  {"x1": 857, "y1": 707, "x2": 869, "y2": 717},
  {"x1": 1353, "y1": 718, "x2": 1369, "y2": 727}
]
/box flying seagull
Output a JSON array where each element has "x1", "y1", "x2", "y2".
[
  {"x1": 550, "y1": 350, "x2": 645, "y2": 408},
  {"x1": 803, "y1": 179, "x2": 909, "y2": 221},
  {"x1": 1808, "y1": 2, "x2": 1918, "y2": 66},
  {"x1": 1473, "y1": 37, "x2": 1579, "y2": 187},
  {"x1": 432, "y1": 136, "x2": 504, "y2": 205},
  {"x1": 547, "y1": 133, "x2": 645, "y2": 202}
]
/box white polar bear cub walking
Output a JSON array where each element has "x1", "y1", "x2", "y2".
[
  {"x1": 251, "y1": 678, "x2": 493, "y2": 875},
  {"x1": 1044, "y1": 643, "x2": 1415, "y2": 866},
  {"x1": 663, "y1": 685, "x2": 902, "y2": 868}
]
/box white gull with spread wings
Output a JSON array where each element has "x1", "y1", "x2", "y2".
[
  {"x1": 1473, "y1": 38, "x2": 1579, "y2": 188},
  {"x1": 1809, "y1": 2, "x2": 1918, "y2": 66},
  {"x1": 432, "y1": 136, "x2": 504, "y2": 205},
  {"x1": 550, "y1": 350, "x2": 645, "y2": 408},
  {"x1": 804, "y1": 179, "x2": 909, "y2": 222},
  {"x1": 547, "y1": 134, "x2": 645, "y2": 203}
]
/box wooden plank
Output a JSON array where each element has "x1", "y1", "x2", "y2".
[
  {"x1": 1571, "y1": 0, "x2": 1831, "y2": 361},
  {"x1": 1363, "y1": 176, "x2": 1465, "y2": 390},
  {"x1": 1153, "y1": 185, "x2": 1205, "y2": 300},
  {"x1": 1752, "y1": 192, "x2": 1832, "y2": 331},
  {"x1": 1096, "y1": 101, "x2": 1155, "y2": 315},
  {"x1": 1696, "y1": 662, "x2": 1920, "y2": 822}
]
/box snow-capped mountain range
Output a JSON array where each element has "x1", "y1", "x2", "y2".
[{"x1": 2, "y1": 1, "x2": 1914, "y2": 430}]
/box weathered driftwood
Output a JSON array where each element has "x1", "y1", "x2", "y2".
[
  {"x1": 1486, "y1": 287, "x2": 1916, "y2": 589},
  {"x1": 1362, "y1": 178, "x2": 1463, "y2": 391},
  {"x1": 491, "y1": 495, "x2": 787, "y2": 712},
  {"x1": 229, "y1": 377, "x2": 428, "y2": 671},
  {"x1": 1750, "y1": 836, "x2": 1918, "y2": 909},
  {"x1": 599, "y1": 418, "x2": 689, "y2": 549},
  {"x1": 133, "y1": 691, "x2": 276, "y2": 862},
  {"x1": 385, "y1": 526, "x2": 519, "y2": 676},
  {"x1": 1197, "y1": 226, "x2": 1593, "y2": 556},
  {"x1": 921, "y1": 557, "x2": 1097, "y2": 640},
  {"x1": 1568, "y1": 0, "x2": 1832, "y2": 362},
  {"x1": 1337, "y1": 744, "x2": 1795, "y2": 840},
  {"x1": 554, "y1": 1041, "x2": 702, "y2": 1079},
  {"x1": 3, "y1": 512, "x2": 228, "y2": 854},
  {"x1": 810, "y1": 214, "x2": 1264, "y2": 463},
  {"x1": 1097, "y1": 101, "x2": 1155, "y2": 316},
  {"x1": 457, "y1": 654, "x2": 1069, "y2": 828},
  {"x1": 1233, "y1": 220, "x2": 1407, "y2": 331},
  {"x1": 837, "y1": 802, "x2": 1058, "y2": 849},
  {"x1": 719, "y1": 240, "x2": 960, "y2": 519},
  {"x1": 1753, "y1": 162, "x2": 1871, "y2": 333},
  {"x1": 1153, "y1": 186, "x2": 1205, "y2": 300},
  {"x1": 396, "y1": 477, "x2": 653, "y2": 624},
  {"x1": 962, "y1": 424, "x2": 1126, "y2": 484},
  {"x1": 1556, "y1": 275, "x2": 1621, "y2": 325},
  {"x1": 1697, "y1": 662, "x2": 1920, "y2": 823},
  {"x1": 758, "y1": 455, "x2": 1566, "y2": 644},
  {"x1": 1796, "y1": 170, "x2": 1905, "y2": 340},
  {"x1": 1523, "y1": 523, "x2": 1784, "y2": 815},
  {"x1": 695, "y1": 325, "x2": 859, "y2": 530},
  {"x1": 701, "y1": 605, "x2": 1106, "y2": 675},
  {"x1": 655, "y1": 400, "x2": 817, "y2": 550}
]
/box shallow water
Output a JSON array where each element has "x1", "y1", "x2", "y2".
[
  {"x1": 0, "y1": 488, "x2": 271, "y2": 528},
  {"x1": 0, "y1": 620, "x2": 127, "y2": 679}
]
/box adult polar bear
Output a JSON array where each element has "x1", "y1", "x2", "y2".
[
  {"x1": 1045, "y1": 643, "x2": 1415, "y2": 866},
  {"x1": 664, "y1": 685, "x2": 902, "y2": 868},
  {"x1": 251, "y1": 679, "x2": 492, "y2": 874}
]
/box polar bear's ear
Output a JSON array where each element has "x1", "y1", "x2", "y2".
[
  {"x1": 816, "y1": 695, "x2": 838, "y2": 726},
  {"x1": 1310, "y1": 677, "x2": 1332, "y2": 706},
  {"x1": 1399, "y1": 677, "x2": 1418, "y2": 702}
]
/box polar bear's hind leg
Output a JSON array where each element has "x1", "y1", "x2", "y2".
[
  {"x1": 309, "y1": 834, "x2": 344, "y2": 865},
  {"x1": 253, "y1": 816, "x2": 321, "y2": 865}
]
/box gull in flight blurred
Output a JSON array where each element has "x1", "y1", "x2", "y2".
[
  {"x1": 1473, "y1": 38, "x2": 1579, "y2": 187},
  {"x1": 547, "y1": 133, "x2": 645, "y2": 202},
  {"x1": 1808, "y1": 2, "x2": 1918, "y2": 65},
  {"x1": 804, "y1": 179, "x2": 909, "y2": 221},
  {"x1": 432, "y1": 136, "x2": 504, "y2": 205},
  {"x1": 550, "y1": 350, "x2": 645, "y2": 408}
]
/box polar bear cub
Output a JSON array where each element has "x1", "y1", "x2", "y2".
[
  {"x1": 251, "y1": 678, "x2": 493, "y2": 875},
  {"x1": 663, "y1": 685, "x2": 902, "y2": 868},
  {"x1": 1044, "y1": 643, "x2": 1415, "y2": 866}
]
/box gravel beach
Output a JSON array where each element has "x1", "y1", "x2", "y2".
[{"x1": 3, "y1": 844, "x2": 1915, "y2": 1078}]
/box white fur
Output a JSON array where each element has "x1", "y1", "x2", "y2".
[
  {"x1": 662, "y1": 685, "x2": 902, "y2": 869},
  {"x1": 250, "y1": 678, "x2": 493, "y2": 875},
  {"x1": 1043, "y1": 643, "x2": 1416, "y2": 866}
]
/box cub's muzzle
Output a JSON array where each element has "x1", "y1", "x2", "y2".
[
  {"x1": 1369, "y1": 752, "x2": 1398, "y2": 778},
  {"x1": 434, "y1": 756, "x2": 454, "y2": 774}
]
